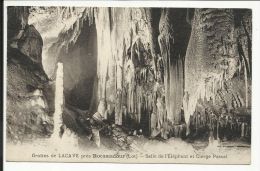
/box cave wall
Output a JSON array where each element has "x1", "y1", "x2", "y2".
[
  {"x1": 7, "y1": 7, "x2": 54, "y2": 142},
  {"x1": 183, "y1": 9, "x2": 252, "y2": 133}
]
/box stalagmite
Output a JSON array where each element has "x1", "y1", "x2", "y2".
[{"x1": 51, "y1": 62, "x2": 64, "y2": 139}]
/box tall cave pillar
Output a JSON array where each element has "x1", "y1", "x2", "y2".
[{"x1": 158, "y1": 9, "x2": 191, "y2": 125}]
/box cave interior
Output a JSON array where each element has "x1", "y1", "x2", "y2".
[{"x1": 7, "y1": 7, "x2": 252, "y2": 143}]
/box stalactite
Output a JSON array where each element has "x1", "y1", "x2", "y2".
[
  {"x1": 158, "y1": 9, "x2": 189, "y2": 125},
  {"x1": 94, "y1": 8, "x2": 112, "y2": 101}
]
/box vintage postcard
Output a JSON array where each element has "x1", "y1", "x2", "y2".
[{"x1": 4, "y1": 1, "x2": 252, "y2": 164}]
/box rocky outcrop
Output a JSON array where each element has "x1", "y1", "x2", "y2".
[
  {"x1": 7, "y1": 7, "x2": 54, "y2": 142},
  {"x1": 17, "y1": 25, "x2": 43, "y2": 64},
  {"x1": 8, "y1": 7, "x2": 44, "y2": 65}
]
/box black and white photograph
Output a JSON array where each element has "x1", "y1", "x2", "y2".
[{"x1": 4, "y1": 3, "x2": 254, "y2": 165}]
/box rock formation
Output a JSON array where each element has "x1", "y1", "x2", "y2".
[
  {"x1": 7, "y1": 7, "x2": 252, "y2": 141},
  {"x1": 7, "y1": 7, "x2": 54, "y2": 142}
]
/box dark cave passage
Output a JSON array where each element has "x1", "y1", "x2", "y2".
[{"x1": 63, "y1": 18, "x2": 98, "y2": 111}]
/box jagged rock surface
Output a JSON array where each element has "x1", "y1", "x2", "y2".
[
  {"x1": 17, "y1": 25, "x2": 43, "y2": 64},
  {"x1": 7, "y1": 7, "x2": 54, "y2": 142}
]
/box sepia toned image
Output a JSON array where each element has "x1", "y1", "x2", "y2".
[{"x1": 5, "y1": 6, "x2": 252, "y2": 164}]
